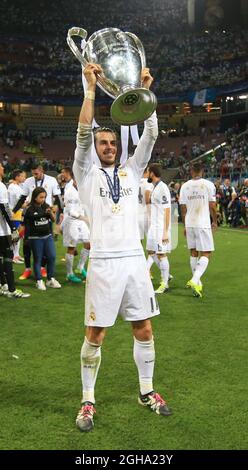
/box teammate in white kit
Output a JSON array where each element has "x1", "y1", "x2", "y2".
[
  {"x1": 0, "y1": 163, "x2": 30, "y2": 299},
  {"x1": 13, "y1": 163, "x2": 62, "y2": 280},
  {"x1": 138, "y1": 168, "x2": 153, "y2": 240},
  {"x1": 146, "y1": 164, "x2": 172, "y2": 294},
  {"x1": 8, "y1": 169, "x2": 26, "y2": 263},
  {"x1": 13, "y1": 163, "x2": 62, "y2": 208},
  {"x1": 73, "y1": 63, "x2": 172, "y2": 432},
  {"x1": 179, "y1": 162, "x2": 217, "y2": 298},
  {"x1": 62, "y1": 179, "x2": 90, "y2": 283}
]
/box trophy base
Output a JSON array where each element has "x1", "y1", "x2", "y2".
[{"x1": 110, "y1": 88, "x2": 157, "y2": 126}]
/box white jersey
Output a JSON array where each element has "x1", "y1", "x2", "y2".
[
  {"x1": 63, "y1": 185, "x2": 85, "y2": 219},
  {"x1": 8, "y1": 182, "x2": 24, "y2": 210},
  {"x1": 138, "y1": 177, "x2": 152, "y2": 238},
  {"x1": 138, "y1": 178, "x2": 153, "y2": 211},
  {"x1": 150, "y1": 181, "x2": 171, "y2": 230},
  {"x1": 0, "y1": 181, "x2": 11, "y2": 236},
  {"x1": 64, "y1": 179, "x2": 74, "y2": 195},
  {"x1": 73, "y1": 112, "x2": 158, "y2": 258},
  {"x1": 179, "y1": 178, "x2": 216, "y2": 228},
  {"x1": 20, "y1": 174, "x2": 61, "y2": 206}
]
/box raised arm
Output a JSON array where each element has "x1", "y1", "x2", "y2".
[
  {"x1": 79, "y1": 63, "x2": 102, "y2": 125},
  {"x1": 127, "y1": 68, "x2": 158, "y2": 176},
  {"x1": 73, "y1": 63, "x2": 102, "y2": 184}
]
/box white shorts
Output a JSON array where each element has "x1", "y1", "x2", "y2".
[
  {"x1": 186, "y1": 227, "x2": 214, "y2": 252},
  {"x1": 62, "y1": 218, "x2": 89, "y2": 247},
  {"x1": 146, "y1": 226, "x2": 171, "y2": 254},
  {"x1": 85, "y1": 255, "x2": 160, "y2": 327}
]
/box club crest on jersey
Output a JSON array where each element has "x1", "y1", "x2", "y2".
[
  {"x1": 89, "y1": 312, "x2": 96, "y2": 322},
  {"x1": 118, "y1": 170, "x2": 127, "y2": 177}
]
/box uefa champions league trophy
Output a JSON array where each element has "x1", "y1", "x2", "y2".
[{"x1": 67, "y1": 27, "x2": 157, "y2": 125}]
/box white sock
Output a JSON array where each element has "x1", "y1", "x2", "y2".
[
  {"x1": 13, "y1": 240, "x2": 21, "y2": 258},
  {"x1": 190, "y1": 256, "x2": 198, "y2": 274},
  {"x1": 153, "y1": 254, "x2": 160, "y2": 268},
  {"x1": 81, "y1": 337, "x2": 101, "y2": 404},
  {"x1": 146, "y1": 255, "x2": 154, "y2": 271},
  {"x1": 192, "y1": 256, "x2": 209, "y2": 285},
  {"x1": 66, "y1": 253, "x2": 74, "y2": 276},
  {"x1": 133, "y1": 337, "x2": 155, "y2": 396},
  {"x1": 77, "y1": 248, "x2": 89, "y2": 271},
  {"x1": 159, "y1": 257, "x2": 169, "y2": 285}
]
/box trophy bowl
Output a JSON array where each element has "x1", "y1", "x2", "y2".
[{"x1": 67, "y1": 27, "x2": 157, "y2": 125}]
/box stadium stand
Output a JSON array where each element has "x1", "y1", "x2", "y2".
[{"x1": 0, "y1": 0, "x2": 248, "y2": 102}]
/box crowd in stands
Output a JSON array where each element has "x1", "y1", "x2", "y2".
[
  {"x1": 0, "y1": 118, "x2": 53, "y2": 149},
  {"x1": 1, "y1": 0, "x2": 248, "y2": 101},
  {"x1": 206, "y1": 128, "x2": 248, "y2": 180},
  {"x1": 1, "y1": 152, "x2": 70, "y2": 180},
  {"x1": 153, "y1": 126, "x2": 222, "y2": 169},
  {"x1": 0, "y1": 0, "x2": 188, "y2": 36},
  {"x1": 153, "y1": 29, "x2": 248, "y2": 95}
]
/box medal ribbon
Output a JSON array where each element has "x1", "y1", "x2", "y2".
[
  {"x1": 35, "y1": 176, "x2": 45, "y2": 188},
  {"x1": 101, "y1": 167, "x2": 120, "y2": 204}
]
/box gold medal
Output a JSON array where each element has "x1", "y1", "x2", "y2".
[
  {"x1": 112, "y1": 203, "x2": 121, "y2": 213},
  {"x1": 118, "y1": 169, "x2": 127, "y2": 177}
]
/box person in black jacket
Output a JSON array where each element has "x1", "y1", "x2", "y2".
[{"x1": 24, "y1": 187, "x2": 61, "y2": 291}]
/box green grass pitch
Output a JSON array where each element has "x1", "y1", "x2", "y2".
[{"x1": 0, "y1": 226, "x2": 248, "y2": 450}]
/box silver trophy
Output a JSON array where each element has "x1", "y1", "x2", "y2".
[{"x1": 67, "y1": 27, "x2": 157, "y2": 125}]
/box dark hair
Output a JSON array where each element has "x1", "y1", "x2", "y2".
[
  {"x1": 191, "y1": 162, "x2": 203, "y2": 174},
  {"x1": 148, "y1": 163, "x2": 162, "y2": 178},
  {"x1": 93, "y1": 127, "x2": 117, "y2": 143},
  {"x1": 12, "y1": 169, "x2": 24, "y2": 180},
  {"x1": 62, "y1": 166, "x2": 73, "y2": 178},
  {"x1": 30, "y1": 187, "x2": 47, "y2": 205},
  {"x1": 31, "y1": 163, "x2": 43, "y2": 171}
]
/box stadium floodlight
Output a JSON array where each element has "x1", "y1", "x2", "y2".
[{"x1": 238, "y1": 95, "x2": 248, "y2": 100}]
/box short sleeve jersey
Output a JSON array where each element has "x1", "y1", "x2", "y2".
[
  {"x1": 150, "y1": 181, "x2": 171, "y2": 230},
  {"x1": 179, "y1": 178, "x2": 216, "y2": 228},
  {"x1": 64, "y1": 186, "x2": 84, "y2": 219},
  {"x1": 20, "y1": 175, "x2": 61, "y2": 206},
  {"x1": 138, "y1": 178, "x2": 153, "y2": 210},
  {"x1": 8, "y1": 183, "x2": 24, "y2": 209}
]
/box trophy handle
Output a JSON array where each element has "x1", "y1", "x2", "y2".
[
  {"x1": 67, "y1": 27, "x2": 88, "y2": 67},
  {"x1": 67, "y1": 26, "x2": 118, "y2": 95},
  {"x1": 124, "y1": 32, "x2": 146, "y2": 70}
]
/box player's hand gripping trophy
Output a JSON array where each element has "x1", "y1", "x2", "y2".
[{"x1": 67, "y1": 27, "x2": 157, "y2": 125}]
